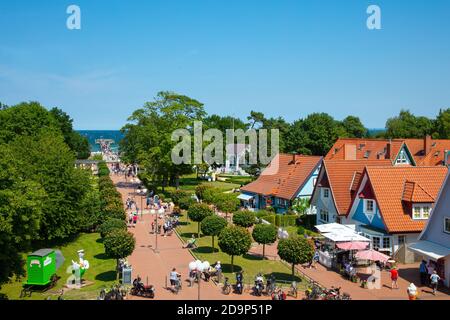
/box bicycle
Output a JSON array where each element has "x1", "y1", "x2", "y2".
[
  {"x1": 222, "y1": 277, "x2": 231, "y2": 295},
  {"x1": 288, "y1": 281, "x2": 298, "y2": 298}
]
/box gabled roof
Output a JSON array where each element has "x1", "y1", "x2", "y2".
[
  {"x1": 364, "y1": 166, "x2": 448, "y2": 233},
  {"x1": 318, "y1": 160, "x2": 392, "y2": 216},
  {"x1": 240, "y1": 153, "x2": 322, "y2": 200},
  {"x1": 325, "y1": 137, "x2": 450, "y2": 166},
  {"x1": 325, "y1": 138, "x2": 405, "y2": 162},
  {"x1": 404, "y1": 139, "x2": 450, "y2": 166}
]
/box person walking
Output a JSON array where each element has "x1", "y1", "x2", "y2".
[
  {"x1": 132, "y1": 213, "x2": 138, "y2": 227},
  {"x1": 419, "y1": 260, "x2": 428, "y2": 286},
  {"x1": 390, "y1": 267, "x2": 399, "y2": 289},
  {"x1": 430, "y1": 271, "x2": 440, "y2": 295}
]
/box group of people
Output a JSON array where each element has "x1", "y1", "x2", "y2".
[{"x1": 419, "y1": 260, "x2": 441, "y2": 295}]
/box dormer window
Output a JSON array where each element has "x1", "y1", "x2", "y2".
[
  {"x1": 396, "y1": 150, "x2": 409, "y2": 164},
  {"x1": 364, "y1": 199, "x2": 375, "y2": 214},
  {"x1": 412, "y1": 204, "x2": 431, "y2": 220}
]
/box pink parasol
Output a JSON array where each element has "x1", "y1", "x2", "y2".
[
  {"x1": 355, "y1": 249, "x2": 390, "y2": 263},
  {"x1": 336, "y1": 241, "x2": 369, "y2": 250}
]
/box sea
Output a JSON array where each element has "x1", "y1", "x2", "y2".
[
  {"x1": 77, "y1": 130, "x2": 124, "y2": 153},
  {"x1": 77, "y1": 128, "x2": 386, "y2": 153}
]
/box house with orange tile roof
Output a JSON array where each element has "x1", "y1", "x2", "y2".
[
  {"x1": 325, "y1": 136, "x2": 450, "y2": 166},
  {"x1": 409, "y1": 171, "x2": 450, "y2": 287},
  {"x1": 346, "y1": 166, "x2": 448, "y2": 263},
  {"x1": 239, "y1": 153, "x2": 322, "y2": 213},
  {"x1": 310, "y1": 160, "x2": 393, "y2": 226}
]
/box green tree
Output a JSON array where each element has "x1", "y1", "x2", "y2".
[
  {"x1": 218, "y1": 226, "x2": 252, "y2": 272},
  {"x1": 301, "y1": 113, "x2": 345, "y2": 155},
  {"x1": 215, "y1": 193, "x2": 240, "y2": 219},
  {"x1": 434, "y1": 108, "x2": 450, "y2": 139},
  {"x1": 200, "y1": 215, "x2": 228, "y2": 250},
  {"x1": 187, "y1": 203, "x2": 214, "y2": 237},
  {"x1": 120, "y1": 91, "x2": 205, "y2": 191},
  {"x1": 232, "y1": 210, "x2": 256, "y2": 228},
  {"x1": 98, "y1": 218, "x2": 127, "y2": 238},
  {"x1": 104, "y1": 229, "x2": 136, "y2": 275},
  {"x1": 277, "y1": 237, "x2": 315, "y2": 279},
  {"x1": 341, "y1": 116, "x2": 368, "y2": 138},
  {"x1": 49, "y1": 108, "x2": 90, "y2": 159},
  {"x1": 178, "y1": 195, "x2": 195, "y2": 210},
  {"x1": 385, "y1": 110, "x2": 434, "y2": 138},
  {"x1": 292, "y1": 198, "x2": 310, "y2": 215},
  {"x1": 252, "y1": 224, "x2": 277, "y2": 259}
]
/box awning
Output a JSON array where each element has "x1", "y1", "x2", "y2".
[
  {"x1": 409, "y1": 241, "x2": 450, "y2": 261},
  {"x1": 315, "y1": 223, "x2": 371, "y2": 242},
  {"x1": 237, "y1": 193, "x2": 254, "y2": 201},
  {"x1": 336, "y1": 241, "x2": 370, "y2": 250}
]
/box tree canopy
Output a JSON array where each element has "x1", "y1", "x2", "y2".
[
  {"x1": 232, "y1": 210, "x2": 256, "y2": 228},
  {"x1": 252, "y1": 223, "x2": 277, "y2": 259},
  {"x1": 201, "y1": 215, "x2": 228, "y2": 250},
  {"x1": 218, "y1": 226, "x2": 252, "y2": 272},
  {"x1": 277, "y1": 237, "x2": 315, "y2": 278}
]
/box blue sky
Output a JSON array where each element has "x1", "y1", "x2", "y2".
[{"x1": 0, "y1": 0, "x2": 449, "y2": 130}]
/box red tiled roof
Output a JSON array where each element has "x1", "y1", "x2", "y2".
[
  {"x1": 240, "y1": 154, "x2": 322, "y2": 200},
  {"x1": 404, "y1": 139, "x2": 450, "y2": 166},
  {"x1": 365, "y1": 166, "x2": 448, "y2": 233},
  {"x1": 325, "y1": 138, "x2": 404, "y2": 161},
  {"x1": 321, "y1": 160, "x2": 393, "y2": 216},
  {"x1": 326, "y1": 137, "x2": 450, "y2": 166}
]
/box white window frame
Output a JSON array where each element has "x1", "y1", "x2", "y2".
[
  {"x1": 322, "y1": 188, "x2": 330, "y2": 199},
  {"x1": 396, "y1": 150, "x2": 409, "y2": 164},
  {"x1": 364, "y1": 199, "x2": 376, "y2": 214},
  {"x1": 444, "y1": 217, "x2": 450, "y2": 234},
  {"x1": 319, "y1": 209, "x2": 329, "y2": 223},
  {"x1": 412, "y1": 204, "x2": 432, "y2": 220}
]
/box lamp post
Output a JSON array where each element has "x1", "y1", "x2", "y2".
[{"x1": 140, "y1": 188, "x2": 147, "y2": 219}]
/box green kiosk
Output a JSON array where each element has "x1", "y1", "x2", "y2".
[{"x1": 20, "y1": 249, "x2": 61, "y2": 297}]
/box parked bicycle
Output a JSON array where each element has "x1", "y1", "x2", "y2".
[{"x1": 222, "y1": 277, "x2": 231, "y2": 295}]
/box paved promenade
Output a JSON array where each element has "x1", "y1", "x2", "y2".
[{"x1": 112, "y1": 174, "x2": 276, "y2": 300}]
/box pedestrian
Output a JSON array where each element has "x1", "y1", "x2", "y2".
[
  {"x1": 419, "y1": 260, "x2": 428, "y2": 286},
  {"x1": 427, "y1": 262, "x2": 434, "y2": 284},
  {"x1": 128, "y1": 212, "x2": 133, "y2": 227},
  {"x1": 390, "y1": 266, "x2": 399, "y2": 289},
  {"x1": 430, "y1": 271, "x2": 440, "y2": 295},
  {"x1": 132, "y1": 213, "x2": 138, "y2": 227}
]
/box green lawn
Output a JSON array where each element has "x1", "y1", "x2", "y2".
[
  {"x1": 216, "y1": 174, "x2": 254, "y2": 185},
  {"x1": 176, "y1": 213, "x2": 309, "y2": 290},
  {"x1": 0, "y1": 233, "x2": 117, "y2": 300},
  {"x1": 153, "y1": 174, "x2": 242, "y2": 199}
]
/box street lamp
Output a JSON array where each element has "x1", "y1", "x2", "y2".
[{"x1": 140, "y1": 188, "x2": 147, "y2": 219}]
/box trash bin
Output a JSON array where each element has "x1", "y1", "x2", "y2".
[{"x1": 122, "y1": 267, "x2": 132, "y2": 285}]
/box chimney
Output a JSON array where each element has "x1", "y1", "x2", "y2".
[
  {"x1": 344, "y1": 144, "x2": 357, "y2": 160},
  {"x1": 386, "y1": 141, "x2": 392, "y2": 159},
  {"x1": 424, "y1": 135, "x2": 432, "y2": 155}
]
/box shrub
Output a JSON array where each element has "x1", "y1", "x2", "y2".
[
  {"x1": 232, "y1": 210, "x2": 256, "y2": 228},
  {"x1": 202, "y1": 187, "x2": 220, "y2": 204},
  {"x1": 170, "y1": 190, "x2": 189, "y2": 205},
  {"x1": 178, "y1": 196, "x2": 195, "y2": 210},
  {"x1": 195, "y1": 184, "x2": 210, "y2": 201},
  {"x1": 98, "y1": 218, "x2": 127, "y2": 238},
  {"x1": 218, "y1": 226, "x2": 252, "y2": 272},
  {"x1": 104, "y1": 229, "x2": 136, "y2": 260},
  {"x1": 252, "y1": 224, "x2": 277, "y2": 259},
  {"x1": 261, "y1": 214, "x2": 275, "y2": 225},
  {"x1": 201, "y1": 215, "x2": 228, "y2": 249},
  {"x1": 187, "y1": 203, "x2": 214, "y2": 236},
  {"x1": 278, "y1": 237, "x2": 315, "y2": 279}
]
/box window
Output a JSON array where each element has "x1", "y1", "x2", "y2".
[
  {"x1": 398, "y1": 235, "x2": 406, "y2": 246},
  {"x1": 372, "y1": 237, "x2": 380, "y2": 250},
  {"x1": 323, "y1": 188, "x2": 330, "y2": 199},
  {"x1": 320, "y1": 209, "x2": 329, "y2": 223},
  {"x1": 382, "y1": 237, "x2": 391, "y2": 249},
  {"x1": 445, "y1": 217, "x2": 450, "y2": 234},
  {"x1": 412, "y1": 204, "x2": 432, "y2": 220},
  {"x1": 396, "y1": 150, "x2": 408, "y2": 164},
  {"x1": 365, "y1": 199, "x2": 375, "y2": 214}
]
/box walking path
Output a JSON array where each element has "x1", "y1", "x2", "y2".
[
  {"x1": 112, "y1": 174, "x2": 280, "y2": 300},
  {"x1": 253, "y1": 240, "x2": 450, "y2": 300}
]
